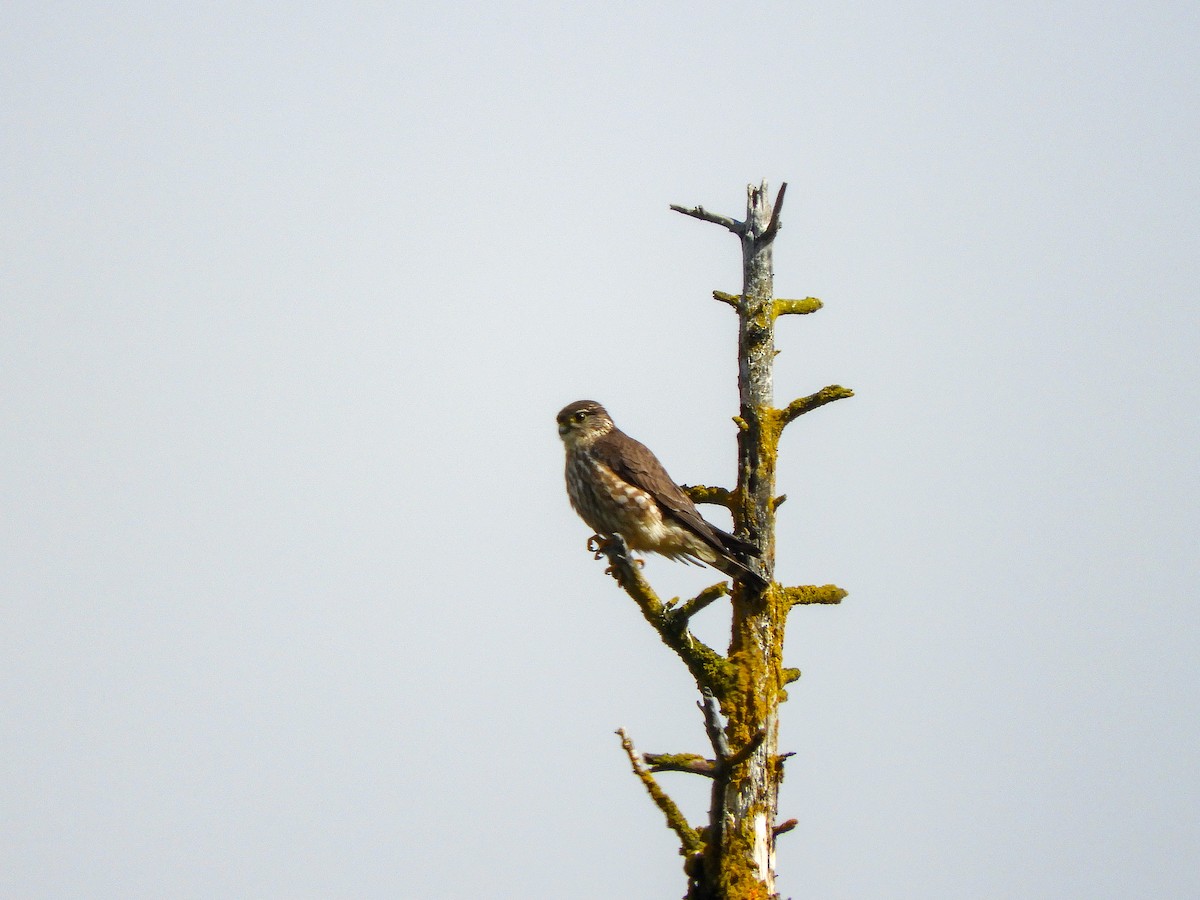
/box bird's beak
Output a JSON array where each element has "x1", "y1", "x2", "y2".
[{"x1": 557, "y1": 423, "x2": 570, "y2": 436}]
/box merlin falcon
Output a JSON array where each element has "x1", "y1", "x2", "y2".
[{"x1": 557, "y1": 400, "x2": 762, "y2": 584}]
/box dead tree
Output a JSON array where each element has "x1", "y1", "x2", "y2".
[{"x1": 596, "y1": 181, "x2": 852, "y2": 899}]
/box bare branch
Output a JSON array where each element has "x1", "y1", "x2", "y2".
[
  {"x1": 697, "y1": 689, "x2": 731, "y2": 760},
  {"x1": 595, "y1": 535, "x2": 734, "y2": 698},
  {"x1": 781, "y1": 667, "x2": 802, "y2": 685},
  {"x1": 681, "y1": 483, "x2": 735, "y2": 510},
  {"x1": 712, "y1": 290, "x2": 740, "y2": 310},
  {"x1": 782, "y1": 584, "x2": 847, "y2": 609},
  {"x1": 779, "y1": 385, "x2": 855, "y2": 427},
  {"x1": 644, "y1": 752, "x2": 717, "y2": 778},
  {"x1": 616, "y1": 729, "x2": 704, "y2": 854},
  {"x1": 669, "y1": 202, "x2": 745, "y2": 235},
  {"x1": 773, "y1": 297, "x2": 823, "y2": 317},
  {"x1": 773, "y1": 818, "x2": 798, "y2": 838},
  {"x1": 671, "y1": 582, "x2": 730, "y2": 624},
  {"x1": 761, "y1": 181, "x2": 788, "y2": 242}
]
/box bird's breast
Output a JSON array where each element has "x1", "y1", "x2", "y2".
[{"x1": 565, "y1": 454, "x2": 663, "y2": 538}]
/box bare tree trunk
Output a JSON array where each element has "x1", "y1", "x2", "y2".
[
  {"x1": 721, "y1": 181, "x2": 787, "y2": 898},
  {"x1": 595, "y1": 180, "x2": 851, "y2": 900}
]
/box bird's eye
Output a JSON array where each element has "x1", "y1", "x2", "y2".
[{"x1": 573, "y1": 411, "x2": 587, "y2": 422}]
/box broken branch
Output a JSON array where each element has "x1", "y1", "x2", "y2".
[
  {"x1": 669, "y1": 202, "x2": 744, "y2": 234},
  {"x1": 773, "y1": 818, "x2": 798, "y2": 838},
  {"x1": 682, "y1": 483, "x2": 735, "y2": 510},
  {"x1": 644, "y1": 752, "x2": 717, "y2": 778},
  {"x1": 774, "y1": 297, "x2": 824, "y2": 317},
  {"x1": 698, "y1": 689, "x2": 731, "y2": 760},
  {"x1": 780, "y1": 385, "x2": 855, "y2": 427},
  {"x1": 760, "y1": 182, "x2": 788, "y2": 242},
  {"x1": 782, "y1": 585, "x2": 847, "y2": 608}
]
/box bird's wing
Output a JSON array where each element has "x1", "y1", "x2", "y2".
[{"x1": 593, "y1": 429, "x2": 754, "y2": 557}]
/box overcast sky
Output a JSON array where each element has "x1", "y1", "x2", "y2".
[{"x1": 3, "y1": 2, "x2": 1198, "y2": 898}]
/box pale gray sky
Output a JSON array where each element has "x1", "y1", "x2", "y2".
[{"x1": 3, "y1": 2, "x2": 1198, "y2": 898}]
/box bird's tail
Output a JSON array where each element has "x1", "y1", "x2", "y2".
[{"x1": 712, "y1": 531, "x2": 767, "y2": 588}]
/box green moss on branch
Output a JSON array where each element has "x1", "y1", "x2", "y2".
[
  {"x1": 617, "y1": 729, "x2": 704, "y2": 855},
  {"x1": 670, "y1": 582, "x2": 730, "y2": 624},
  {"x1": 682, "y1": 483, "x2": 736, "y2": 510},
  {"x1": 782, "y1": 386, "x2": 859, "y2": 427},
  {"x1": 645, "y1": 752, "x2": 717, "y2": 777},
  {"x1": 782, "y1": 584, "x2": 847, "y2": 609},
  {"x1": 599, "y1": 537, "x2": 735, "y2": 698},
  {"x1": 773, "y1": 297, "x2": 823, "y2": 317},
  {"x1": 779, "y1": 385, "x2": 855, "y2": 427}
]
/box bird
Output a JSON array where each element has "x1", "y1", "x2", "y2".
[{"x1": 556, "y1": 400, "x2": 763, "y2": 585}]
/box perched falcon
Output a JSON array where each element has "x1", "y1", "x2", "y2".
[{"x1": 557, "y1": 400, "x2": 762, "y2": 585}]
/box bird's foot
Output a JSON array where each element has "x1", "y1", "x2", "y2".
[{"x1": 589, "y1": 534, "x2": 645, "y2": 576}]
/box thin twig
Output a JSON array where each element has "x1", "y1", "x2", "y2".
[
  {"x1": 616, "y1": 729, "x2": 704, "y2": 853},
  {"x1": 671, "y1": 582, "x2": 729, "y2": 624}
]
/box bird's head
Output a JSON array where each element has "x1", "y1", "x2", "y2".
[{"x1": 556, "y1": 400, "x2": 614, "y2": 449}]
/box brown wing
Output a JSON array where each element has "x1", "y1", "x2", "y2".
[{"x1": 592, "y1": 428, "x2": 758, "y2": 560}]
